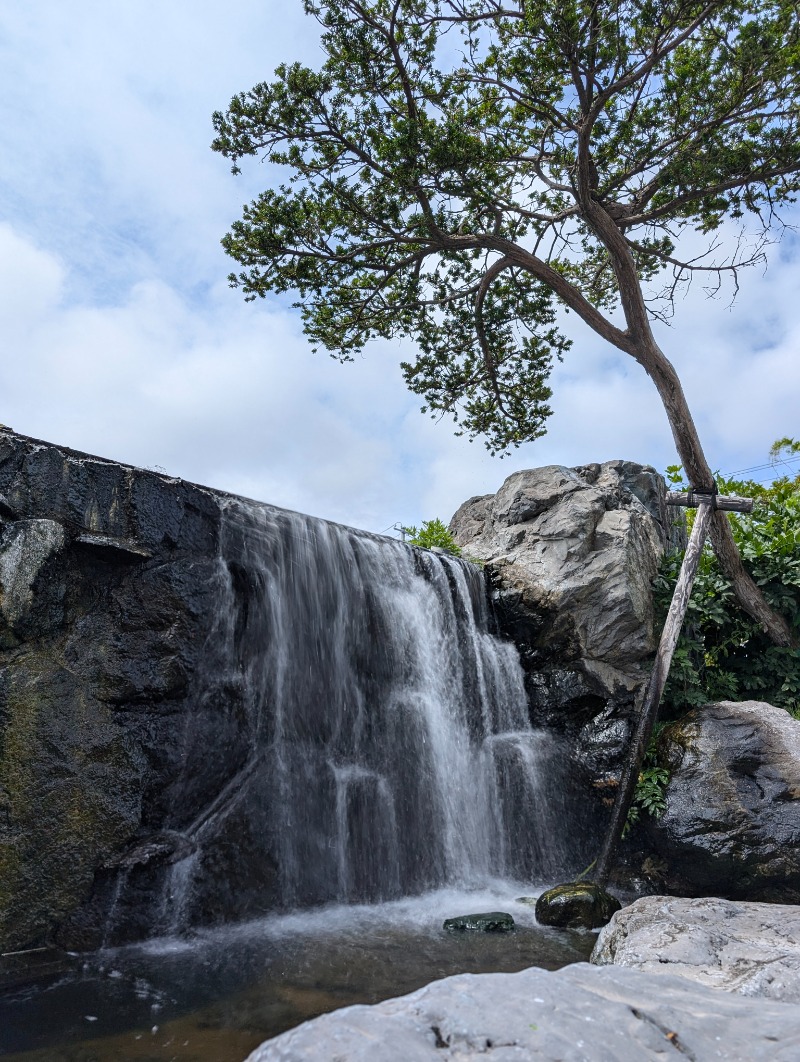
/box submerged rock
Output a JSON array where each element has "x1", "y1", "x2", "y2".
[
  {"x1": 245, "y1": 962, "x2": 800, "y2": 1061},
  {"x1": 442, "y1": 912, "x2": 514, "y2": 932},
  {"x1": 535, "y1": 882, "x2": 621, "y2": 929},
  {"x1": 0, "y1": 946, "x2": 76, "y2": 990},
  {"x1": 645, "y1": 701, "x2": 800, "y2": 902},
  {"x1": 592, "y1": 895, "x2": 800, "y2": 1003}
]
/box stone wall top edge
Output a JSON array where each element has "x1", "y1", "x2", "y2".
[{"x1": 0, "y1": 429, "x2": 401, "y2": 547}]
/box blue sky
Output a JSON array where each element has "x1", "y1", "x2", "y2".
[{"x1": 1, "y1": 1, "x2": 798, "y2": 533}]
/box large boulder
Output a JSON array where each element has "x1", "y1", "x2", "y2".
[
  {"x1": 245, "y1": 961, "x2": 800, "y2": 1061},
  {"x1": 450, "y1": 461, "x2": 680, "y2": 782},
  {"x1": 592, "y1": 895, "x2": 800, "y2": 1002},
  {"x1": 643, "y1": 701, "x2": 800, "y2": 901}
]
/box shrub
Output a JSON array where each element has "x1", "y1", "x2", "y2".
[
  {"x1": 406, "y1": 519, "x2": 462, "y2": 557},
  {"x1": 626, "y1": 448, "x2": 800, "y2": 835}
]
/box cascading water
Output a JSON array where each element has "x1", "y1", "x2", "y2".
[
  {"x1": 2, "y1": 495, "x2": 591, "y2": 1062},
  {"x1": 105, "y1": 498, "x2": 575, "y2": 942}
]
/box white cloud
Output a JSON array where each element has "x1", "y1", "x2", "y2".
[
  {"x1": 0, "y1": 223, "x2": 414, "y2": 527},
  {"x1": 1, "y1": 211, "x2": 798, "y2": 533}
]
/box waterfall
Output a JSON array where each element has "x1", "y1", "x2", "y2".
[{"x1": 114, "y1": 499, "x2": 574, "y2": 940}]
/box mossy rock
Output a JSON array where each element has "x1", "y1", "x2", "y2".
[
  {"x1": 443, "y1": 911, "x2": 515, "y2": 932},
  {"x1": 0, "y1": 662, "x2": 143, "y2": 951},
  {"x1": 535, "y1": 882, "x2": 621, "y2": 929}
]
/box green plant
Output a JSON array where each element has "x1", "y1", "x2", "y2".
[
  {"x1": 657, "y1": 444, "x2": 800, "y2": 718},
  {"x1": 623, "y1": 729, "x2": 670, "y2": 837},
  {"x1": 770, "y1": 438, "x2": 800, "y2": 464},
  {"x1": 407, "y1": 518, "x2": 462, "y2": 557},
  {"x1": 623, "y1": 447, "x2": 799, "y2": 837}
]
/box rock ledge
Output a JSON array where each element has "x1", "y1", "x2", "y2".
[
  {"x1": 247, "y1": 961, "x2": 800, "y2": 1061},
  {"x1": 592, "y1": 894, "x2": 800, "y2": 1002}
]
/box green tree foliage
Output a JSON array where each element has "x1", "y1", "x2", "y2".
[
  {"x1": 771, "y1": 437, "x2": 800, "y2": 464},
  {"x1": 212, "y1": 0, "x2": 800, "y2": 644},
  {"x1": 406, "y1": 517, "x2": 463, "y2": 554},
  {"x1": 212, "y1": 0, "x2": 800, "y2": 451},
  {"x1": 657, "y1": 451, "x2": 800, "y2": 717}
]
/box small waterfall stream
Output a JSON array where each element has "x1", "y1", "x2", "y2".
[{"x1": 106, "y1": 499, "x2": 574, "y2": 941}]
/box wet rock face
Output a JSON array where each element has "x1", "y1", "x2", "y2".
[
  {"x1": 3, "y1": 429, "x2": 618, "y2": 955},
  {"x1": 535, "y1": 881, "x2": 621, "y2": 929},
  {"x1": 0, "y1": 430, "x2": 277, "y2": 951},
  {"x1": 450, "y1": 461, "x2": 679, "y2": 782},
  {"x1": 643, "y1": 701, "x2": 800, "y2": 902},
  {"x1": 592, "y1": 895, "x2": 800, "y2": 1003}
]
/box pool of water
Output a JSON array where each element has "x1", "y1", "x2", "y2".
[{"x1": 1, "y1": 884, "x2": 596, "y2": 1062}]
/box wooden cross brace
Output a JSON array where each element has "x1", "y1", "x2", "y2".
[
  {"x1": 666, "y1": 489, "x2": 753, "y2": 513},
  {"x1": 593, "y1": 486, "x2": 754, "y2": 886}
]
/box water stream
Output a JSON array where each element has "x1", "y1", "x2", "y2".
[
  {"x1": 1, "y1": 890, "x2": 596, "y2": 1061},
  {"x1": 119, "y1": 500, "x2": 580, "y2": 937}
]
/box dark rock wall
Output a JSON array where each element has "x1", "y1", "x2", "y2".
[{"x1": 0, "y1": 431, "x2": 241, "y2": 950}]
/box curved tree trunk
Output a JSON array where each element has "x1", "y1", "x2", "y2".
[
  {"x1": 636, "y1": 337, "x2": 793, "y2": 647},
  {"x1": 575, "y1": 173, "x2": 794, "y2": 649}
]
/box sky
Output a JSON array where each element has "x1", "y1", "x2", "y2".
[{"x1": 1, "y1": 1, "x2": 798, "y2": 535}]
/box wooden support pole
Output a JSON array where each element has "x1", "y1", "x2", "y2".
[
  {"x1": 666, "y1": 490, "x2": 753, "y2": 513},
  {"x1": 593, "y1": 499, "x2": 715, "y2": 887}
]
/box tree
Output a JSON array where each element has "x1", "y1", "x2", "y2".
[
  {"x1": 407, "y1": 517, "x2": 463, "y2": 554},
  {"x1": 212, "y1": 0, "x2": 800, "y2": 646}
]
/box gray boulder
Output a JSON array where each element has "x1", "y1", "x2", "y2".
[
  {"x1": 450, "y1": 461, "x2": 679, "y2": 780},
  {"x1": 246, "y1": 961, "x2": 800, "y2": 1061},
  {"x1": 645, "y1": 701, "x2": 800, "y2": 901},
  {"x1": 592, "y1": 895, "x2": 800, "y2": 1002}
]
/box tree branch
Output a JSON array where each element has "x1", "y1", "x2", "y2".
[{"x1": 474, "y1": 255, "x2": 515, "y2": 410}]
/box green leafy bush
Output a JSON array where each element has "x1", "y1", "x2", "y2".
[
  {"x1": 656, "y1": 455, "x2": 800, "y2": 719},
  {"x1": 407, "y1": 519, "x2": 462, "y2": 557},
  {"x1": 624, "y1": 729, "x2": 670, "y2": 836}
]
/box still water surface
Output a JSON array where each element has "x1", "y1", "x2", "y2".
[{"x1": 1, "y1": 885, "x2": 595, "y2": 1062}]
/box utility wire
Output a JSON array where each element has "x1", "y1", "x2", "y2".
[{"x1": 726, "y1": 455, "x2": 800, "y2": 477}]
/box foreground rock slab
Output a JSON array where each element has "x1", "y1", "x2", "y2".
[
  {"x1": 246, "y1": 962, "x2": 800, "y2": 1060},
  {"x1": 592, "y1": 894, "x2": 800, "y2": 1002}
]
